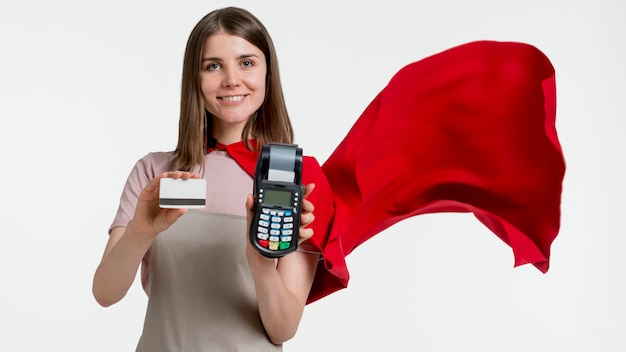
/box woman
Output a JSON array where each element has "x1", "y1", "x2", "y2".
[{"x1": 92, "y1": 7, "x2": 334, "y2": 351}]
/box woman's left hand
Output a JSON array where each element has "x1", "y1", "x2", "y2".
[{"x1": 296, "y1": 183, "x2": 315, "y2": 244}]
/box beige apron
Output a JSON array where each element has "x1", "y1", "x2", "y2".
[{"x1": 135, "y1": 211, "x2": 282, "y2": 352}]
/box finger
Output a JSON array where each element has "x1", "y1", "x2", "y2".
[
  {"x1": 299, "y1": 227, "x2": 314, "y2": 242},
  {"x1": 303, "y1": 183, "x2": 315, "y2": 198},
  {"x1": 300, "y1": 197, "x2": 314, "y2": 214},
  {"x1": 179, "y1": 172, "x2": 197, "y2": 180},
  {"x1": 300, "y1": 211, "x2": 315, "y2": 227},
  {"x1": 299, "y1": 183, "x2": 315, "y2": 226},
  {"x1": 300, "y1": 184, "x2": 315, "y2": 214},
  {"x1": 163, "y1": 171, "x2": 196, "y2": 180}
]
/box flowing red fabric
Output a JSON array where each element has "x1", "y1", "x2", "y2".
[
  {"x1": 226, "y1": 40, "x2": 565, "y2": 304},
  {"x1": 309, "y1": 40, "x2": 565, "y2": 303}
]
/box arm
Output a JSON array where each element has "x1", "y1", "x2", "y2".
[
  {"x1": 245, "y1": 183, "x2": 319, "y2": 345},
  {"x1": 92, "y1": 171, "x2": 195, "y2": 307}
]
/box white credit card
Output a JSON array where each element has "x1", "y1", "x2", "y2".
[{"x1": 159, "y1": 178, "x2": 206, "y2": 209}]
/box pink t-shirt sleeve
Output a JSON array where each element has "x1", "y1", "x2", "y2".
[{"x1": 109, "y1": 152, "x2": 176, "y2": 233}]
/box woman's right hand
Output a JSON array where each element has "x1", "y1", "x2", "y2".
[
  {"x1": 129, "y1": 171, "x2": 199, "y2": 239},
  {"x1": 93, "y1": 170, "x2": 200, "y2": 307}
]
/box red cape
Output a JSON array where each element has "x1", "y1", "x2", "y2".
[{"x1": 223, "y1": 40, "x2": 565, "y2": 304}]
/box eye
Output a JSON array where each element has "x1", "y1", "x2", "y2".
[
  {"x1": 241, "y1": 60, "x2": 253, "y2": 68},
  {"x1": 206, "y1": 63, "x2": 220, "y2": 71}
]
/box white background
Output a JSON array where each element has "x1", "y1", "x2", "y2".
[{"x1": 1, "y1": 0, "x2": 624, "y2": 351}]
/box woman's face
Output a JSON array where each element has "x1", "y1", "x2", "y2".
[{"x1": 200, "y1": 32, "x2": 267, "y2": 143}]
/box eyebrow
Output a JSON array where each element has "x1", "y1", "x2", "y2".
[{"x1": 201, "y1": 54, "x2": 260, "y2": 63}]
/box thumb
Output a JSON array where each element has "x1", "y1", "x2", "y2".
[
  {"x1": 163, "y1": 208, "x2": 187, "y2": 227},
  {"x1": 245, "y1": 194, "x2": 255, "y2": 226},
  {"x1": 245, "y1": 194, "x2": 255, "y2": 212}
]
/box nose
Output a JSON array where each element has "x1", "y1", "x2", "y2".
[{"x1": 222, "y1": 66, "x2": 241, "y2": 87}]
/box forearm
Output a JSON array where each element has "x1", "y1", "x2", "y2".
[
  {"x1": 92, "y1": 222, "x2": 154, "y2": 307},
  {"x1": 248, "y1": 250, "x2": 318, "y2": 344}
]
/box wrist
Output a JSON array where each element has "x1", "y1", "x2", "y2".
[
  {"x1": 246, "y1": 245, "x2": 276, "y2": 270},
  {"x1": 126, "y1": 219, "x2": 159, "y2": 242}
]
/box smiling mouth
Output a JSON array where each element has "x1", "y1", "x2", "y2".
[{"x1": 219, "y1": 95, "x2": 246, "y2": 102}]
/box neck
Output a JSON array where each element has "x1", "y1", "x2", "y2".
[
  {"x1": 211, "y1": 119, "x2": 249, "y2": 145},
  {"x1": 211, "y1": 125, "x2": 245, "y2": 145}
]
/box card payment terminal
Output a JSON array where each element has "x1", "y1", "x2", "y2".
[{"x1": 250, "y1": 142, "x2": 304, "y2": 258}]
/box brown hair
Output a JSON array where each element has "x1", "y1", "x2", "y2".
[{"x1": 174, "y1": 7, "x2": 293, "y2": 171}]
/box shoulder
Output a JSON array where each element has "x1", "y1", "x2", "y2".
[
  {"x1": 133, "y1": 151, "x2": 178, "y2": 178},
  {"x1": 138, "y1": 151, "x2": 176, "y2": 166}
]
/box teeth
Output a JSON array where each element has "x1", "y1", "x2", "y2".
[{"x1": 222, "y1": 95, "x2": 244, "y2": 102}]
